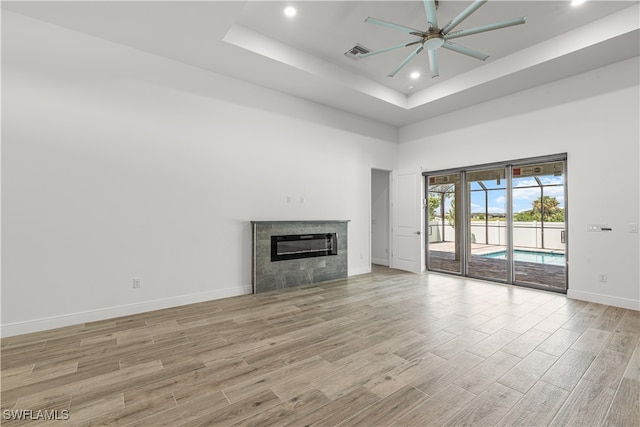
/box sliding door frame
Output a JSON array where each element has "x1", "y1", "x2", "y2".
[{"x1": 424, "y1": 153, "x2": 568, "y2": 293}]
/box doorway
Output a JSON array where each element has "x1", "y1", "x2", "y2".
[
  {"x1": 466, "y1": 167, "x2": 509, "y2": 283},
  {"x1": 427, "y1": 172, "x2": 462, "y2": 275},
  {"x1": 371, "y1": 169, "x2": 390, "y2": 267},
  {"x1": 425, "y1": 155, "x2": 567, "y2": 292}
]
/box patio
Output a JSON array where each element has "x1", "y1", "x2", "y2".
[{"x1": 428, "y1": 242, "x2": 566, "y2": 292}]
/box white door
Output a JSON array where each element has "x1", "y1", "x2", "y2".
[{"x1": 391, "y1": 170, "x2": 423, "y2": 273}]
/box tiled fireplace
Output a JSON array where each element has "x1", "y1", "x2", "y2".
[{"x1": 251, "y1": 220, "x2": 348, "y2": 294}]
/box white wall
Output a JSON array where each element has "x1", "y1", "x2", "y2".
[
  {"x1": 1, "y1": 12, "x2": 398, "y2": 336},
  {"x1": 399, "y1": 57, "x2": 640, "y2": 310},
  {"x1": 3, "y1": 11, "x2": 638, "y2": 338},
  {"x1": 371, "y1": 169, "x2": 390, "y2": 265}
]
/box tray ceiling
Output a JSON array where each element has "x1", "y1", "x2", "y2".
[{"x1": 3, "y1": 1, "x2": 639, "y2": 126}]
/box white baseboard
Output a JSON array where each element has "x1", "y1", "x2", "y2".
[
  {"x1": 1, "y1": 285, "x2": 253, "y2": 338},
  {"x1": 349, "y1": 266, "x2": 372, "y2": 276},
  {"x1": 371, "y1": 258, "x2": 389, "y2": 266},
  {"x1": 567, "y1": 289, "x2": 640, "y2": 311}
]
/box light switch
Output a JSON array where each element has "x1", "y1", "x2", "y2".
[{"x1": 630, "y1": 223, "x2": 638, "y2": 233}]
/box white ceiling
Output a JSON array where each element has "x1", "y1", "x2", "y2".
[{"x1": 3, "y1": 1, "x2": 639, "y2": 127}]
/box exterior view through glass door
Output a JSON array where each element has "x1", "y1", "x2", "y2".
[
  {"x1": 425, "y1": 155, "x2": 567, "y2": 292},
  {"x1": 427, "y1": 173, "x2": 462, "y2": 274},
  {"x1": 466, "y1": 168, "x2": 508, "y2": 282},
  {"x1": 511, "y1": 161, "x2": 566, "y2": 290}
]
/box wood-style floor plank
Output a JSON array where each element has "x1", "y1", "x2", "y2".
[
  {"x1": 1, "y1": 266, "x2": 638, "y2": 426},
  {"x1": 228, "y1": 389, "x2": 331, "y2": 427},
  {"x1": 283, "y1": 386, "x2": 380, "y2": 427},
  {"x1": 498, "y1": 350, "x2": 558, "y2": 393},
  {"x1": 452, "y1": 350, "x2": 521, "y2": 395},
  {"x1": 604, "y1": 377, "x2": 639, "y2": 427},
  {"x1": 604, "y1": 343, "x2": 640, "y2": 426},
  {"x1": 497, "y1": 381, "x2": 570, "y2": 426},
  {"x1": 391, "y1": 384, "x2": 476, "y2": 427},
  {"x1": 337, "y1": 385, "x2": 429, "y2": 426},
  {"x1": 442, "y1": 382, "x2": 523, "y2": 426},
  {"x1": 550, "y1": 379, "x2": 617, "y2": 426},
  {"x1": 539, "y1": 348, "x2": 596, "y2": 391}
]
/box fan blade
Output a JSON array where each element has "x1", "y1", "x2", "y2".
[
  {"x1": 442, "y1": 41, "x2": 489, "y2": 61},
  {"x1": 445, "y1": 17, "x2": 526, "y2": 40},
  {"x1": 388, "y1": 45, "x2": 424, "y2": 77},
  {"x1": 442, "y1": 0, "x2": 487, "y2": 35},
  {"x1": 365, "y1": 17, "x2": 425, "y2": 36},
  {"x1": 358, "y1": 41, "x2": 421, "y2": 58},
  {"x1": 427, "y1": 49, "x2": 439, "y2": 77},
  {"x1": 424, "y1": 0, "x2": 439, "y2": 29}
]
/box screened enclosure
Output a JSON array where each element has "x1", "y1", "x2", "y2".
[{"x1": 426, "y1": 155, "x2": 567, "y2": 292}]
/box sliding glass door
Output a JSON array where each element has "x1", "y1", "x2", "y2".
[
  {"x1": 512, "y1": 161, "x2": 566, "y2": 290},
  {"x1": 427, "y1": 173, "x2": 462, "y2": 275},
  {"x1": 466, "y1": 168, "x2": 508, "y2": 282},
  {"x1": 425, "y1": 155, "x2": 567, "y2": 292}
]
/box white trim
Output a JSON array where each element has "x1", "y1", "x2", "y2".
[
  {"x1": 1, "y1": 286, "x2": 252, "y2": 338},
  {"x1": 369, "y1": 166, "x2": 393, "y2": 279},
  {"x1": 567, "y1": 289, "x2": 640, "y2": 311},
  {"x1": 349, "y1": 266, "x2": 372, "y2": 276}
]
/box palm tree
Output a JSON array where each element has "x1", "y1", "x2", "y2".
[{"x1": 515, "y1": 196, "x2": 564, "y2": 222}]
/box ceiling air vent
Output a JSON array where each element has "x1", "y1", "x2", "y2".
[{"x1": 344, "y1": 44, "x2": 370, "y2": 60}]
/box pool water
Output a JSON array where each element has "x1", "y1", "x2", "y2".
[{"x1": 480, "y1": 250, "x2": 565, "y2": 266}]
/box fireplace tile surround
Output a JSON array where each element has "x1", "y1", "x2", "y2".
[{"x1": 251, "y1": 220, "x2": 348, "y2": 294}]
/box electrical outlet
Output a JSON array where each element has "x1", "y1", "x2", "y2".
[
  {"x1": 133, "y1": 278, "x2": 141, "y2": 288},
  {"x1": 599, "y1": 273, "x2": 607, "y2": 282}
]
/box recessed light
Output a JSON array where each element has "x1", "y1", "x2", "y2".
[
  {"x1": 410, "y1": 72, "x2": 420, "y2": 79},
  {"x1": 571, "y1": 0, "x2": 586, "y2": 6},
  {"x1": 284, "y1": 6, "x2": 297, "y2": 17}
]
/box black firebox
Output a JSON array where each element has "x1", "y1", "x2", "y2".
[{"x1": 271, "y1": 233, "x2": 338, "y2": 262}]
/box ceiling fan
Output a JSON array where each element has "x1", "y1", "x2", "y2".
[{"x1": 357, "y1": 0, "x2": 526, "y2": 78}]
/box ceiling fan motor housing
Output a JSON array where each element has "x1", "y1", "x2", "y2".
[{"x1": 424, "y1": 30, "x2": 444, "y2": 50}]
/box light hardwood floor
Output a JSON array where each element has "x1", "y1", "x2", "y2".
[{"x1": 1, "y1": 266, "x2": 639, "y2": 426}]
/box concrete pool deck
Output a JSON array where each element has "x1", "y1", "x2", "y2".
[{"x1": 427, "y1": 242, "x2": 567, "y2": 291}]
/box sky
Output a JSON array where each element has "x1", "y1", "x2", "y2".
[{"x1": 440, "y1": 175, "x2": 565, "y2": 215}]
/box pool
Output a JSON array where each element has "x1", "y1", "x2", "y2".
[{"x1": 479, "y1": 250, "x2": 565, "y2": 266}]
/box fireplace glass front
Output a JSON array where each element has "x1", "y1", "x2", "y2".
[{"x1": 271, "y1": 233, "x2": 338, "y2": 261}]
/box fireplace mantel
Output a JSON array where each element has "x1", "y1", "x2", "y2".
[
  {"x1": 251, "y1": 220, "x2": 349, "y2": 294},
  {"x1": 251, "y1": 220, "x2": 350, "y2": 225}
]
